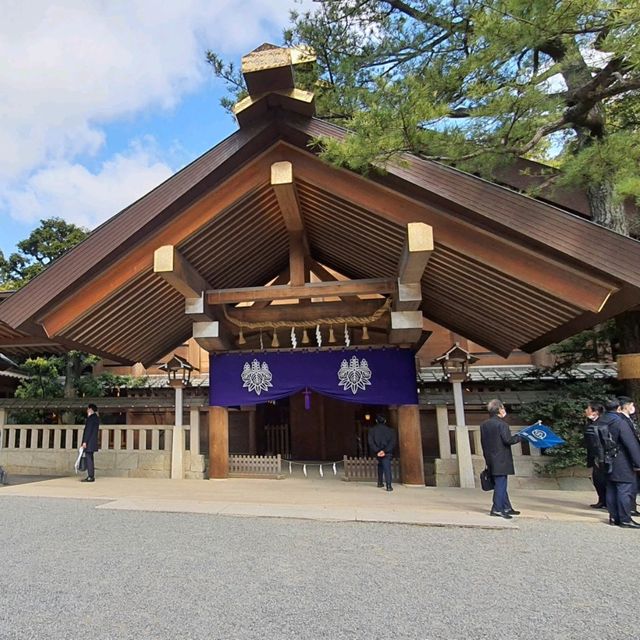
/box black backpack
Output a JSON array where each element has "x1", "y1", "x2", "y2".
[{"x1": 585, "y1": 415, "x2": 619, "y2": 472}]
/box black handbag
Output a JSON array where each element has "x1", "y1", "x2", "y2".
[
  {"x1": 479, "y1": 467, "x2": 494, "y2": 491},
  {"x1": 78, "y1": 453, "x2": 87, "y2": 472}
]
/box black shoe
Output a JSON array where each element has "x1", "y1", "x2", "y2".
[
  {"x1": 386, "y1": 485, "x2": 393, "y2": 492},
  {"x1": 377, "y1": 482, "x2": 384, "y2": 488},
  {"x1": 490, "y1": 510, "x2": 513, "y2": 519},
  {"x1": 618, "y1": 520, "x2": 640, "y2": 529},
  {"x1": 590, "y1": 502, "x2": 606, "y2": 509},
  {"x1": 81, "y1": 477, "x2": 95, "y2": 483},
  {"x1": 630, "y1": 509, "x2": 640, "y2": 517},
  {"x1": 506, "y1": 509, "x2": 521, "y2": 516},
  {"x1": 609, "y1": 516, "x2": 621, "y2": 526}
]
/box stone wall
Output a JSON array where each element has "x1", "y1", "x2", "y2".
[
  {"x1": 0, "y1": 449, "x2": 205, "y2": 479},
  {"x1": 434, "y1": 455, "x2": 592, "y2": 490}
]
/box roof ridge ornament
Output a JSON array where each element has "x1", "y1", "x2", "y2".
[{"x1": 234, "y1": 43, "x2": 317, "y2": 127}]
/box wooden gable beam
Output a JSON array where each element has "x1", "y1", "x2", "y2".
[
  {"x1": 395, "y1": 222, "x2": 433, "y2": 311},
  {"x1": 153, "y1": 245, "x2": 209, "y2": 299},
  {"x1": 398, "y1": 222, "x2": 433, "y2": 284},
  {"x1": 39, "y1": 147, "x2": 275, "y2": 338},
  {"x1": 280, "y1": 144, "x2": 617, "y2": 314},
  {"x1": 271, "y1": 161, "x2": 304, "y2": 232},
  {"x1": 271, "y1": 161, "x2": 306, "y2": 286},
  {"x1": 207, "y1": 278, "x2": 395, "y2": 305}
]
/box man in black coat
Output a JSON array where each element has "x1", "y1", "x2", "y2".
[
  {"x1": 367, "y1": 415, "x2": 397, "y2": 491},
  {"x1": 81, "y1": 403, "x2": 100, "y2": 483},
  {"x1": 618, "y1": 396, "x2": 639, "y2": 515},
  {"x1": 583, "y1": 401, "x2": 607, "y2": 509},
  {"x1": 480, "y1": 399, "x2": 521, "y2": 519},
  {"x1": 603, "y1": 398, "x2": 640, "y2": 528}
]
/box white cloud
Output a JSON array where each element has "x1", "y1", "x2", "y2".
[
  {"x1": 0, "y1": 0, "x2": 307, "y2": 182},
  {"x1": 0, "y1": 0, "x2": 314, "y2": 242},
  {"x1": 3, "y1": 139, "x2": 173, "y2": 229}
]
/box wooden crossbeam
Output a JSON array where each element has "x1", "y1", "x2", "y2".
[
  {"x1": 153, "y1": 245, "x2": 209, "y2": 299},
  {"x1": 207, "y1": 279, "x2": 395, "y2": 305},
  {"x1": 389, "y1": 310, "x2": 424, "y2": 345},
  {"x1": 193, "y1": 321, "x2": 232, "y2": 352},
  {"x1": 305, "y1": 257, "x2": 359, "y2": 303},
  {"x1": 398, "y1": 222, "x2": 433, "y2": 285},
  {"x1": 185, "y1": 294, "x2": 216, "y2": 322},
  {"x1": 251, "y1": 268, "x2": 291, "y2": 310},
  {"x1": 225, "y1": 299, "x2": 386, "y2": 324}
]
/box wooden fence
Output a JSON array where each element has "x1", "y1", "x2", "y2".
[
  {"x1": 229, "y1": 454, "x2": 283, "y2": 478},
  {"x1": 343, "y1": 456, "x2": 401, "y2": 482}
]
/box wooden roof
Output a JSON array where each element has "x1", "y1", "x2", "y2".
[{"x1": 1, "y1": 89, "x2": 639, "y2": 364}]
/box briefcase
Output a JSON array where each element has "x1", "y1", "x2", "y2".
[{"x1": 479, "y1": 468, "x2": 494, "y2": 491}]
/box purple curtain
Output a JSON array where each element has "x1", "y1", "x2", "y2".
[{"x1": 209, "y1": 348, "x2": 418, "y2": 407}]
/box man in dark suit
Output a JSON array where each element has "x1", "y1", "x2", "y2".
[
  {"x1": 583, "y1": 401, "x2": 607, "y2": 509},
  {"x1": 604, "y1": 398, "x2": 640, "y2": 528},
  {"x1": 367, "y1": 414, "x2": 397, "y2": 492},
  {"x1": 480, "y1": 399, "x2": 521, "y2": 519},
  {"x1": 81, "y1": 403, "x2": 100, "y2": 483},
  {"x1": 616, "y1": 396, "x2": 640, "y2": 518}
]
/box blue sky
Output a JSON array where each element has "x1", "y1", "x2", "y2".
[{"x1": 0, "y1": 0, "x2": 314, "y2": 257}]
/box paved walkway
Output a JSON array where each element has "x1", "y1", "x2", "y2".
[{"x1": 0, "y1": 474, "x2": 609, "y2": 530}]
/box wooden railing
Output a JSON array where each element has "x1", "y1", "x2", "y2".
[
  {"x1": 229, "y1": 454, "x2": 282, "y2": 478},
  {"x1": 0, "y1": 424, "x2": 177, "y2": 452},
  {"x1": 343, "y1": 456, "x2": 401, "y2": 482}
]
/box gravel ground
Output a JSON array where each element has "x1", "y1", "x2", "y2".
[{"x1": 1, "y1": 496, "x2": 639, "y2": 640}]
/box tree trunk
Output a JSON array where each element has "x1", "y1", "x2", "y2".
[
  {"x1": 588, "y1": 183, "x2": 639, "y2": 403},
  {"x1": 587, "y1": 182, "x2": 628, "y2": 235},
  {"x1": 62, "y1": 353, "x2": 82, "y2": 424}
]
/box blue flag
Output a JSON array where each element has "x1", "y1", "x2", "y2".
[{"x1": 518, "y1": 423, "x2": 566, "y2": 449}]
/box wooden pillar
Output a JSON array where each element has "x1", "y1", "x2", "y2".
[
  {"x1": 189, "y1": 407, "x2": 200, "y2": 456},
  {"x1": 452, "y1": 380, "x2": 475, "y2": 488},
  {"x1": 435, "y1": 405, "x2": 451, "y2": 459},
  {"x1": 397, "y1": 404, "x2": 425, "y2": 486},
  {"x1": 170, "y1": 382, "x2": 184, "y2": 480},
  {"x1": 0, "y1": 408, "x2": 5, "y2": 450},
  {"x1": 209, "y1": 406, "x2": 229, "y2": 479}
]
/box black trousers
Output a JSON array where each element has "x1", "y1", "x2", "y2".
[
  {"x1": 606, "y1": 480, "x2": 635, "y2": 523},
  {"x1": 377, "y1": 455, "x2": 393, "y2": 487},
  {"x1": 592, "y1": 466, "x2": 607, "y2": 505},
  {"x1": 85, "y1": 451, "x2": 95, "y2": 479}
]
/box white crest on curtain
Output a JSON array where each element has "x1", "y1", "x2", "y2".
[
  {"x1": 241, "y1": 359, "x2": 273, "y2": 395},
  {"x1": 337, "y1": 356, "x2": 372, "y2": 395}
]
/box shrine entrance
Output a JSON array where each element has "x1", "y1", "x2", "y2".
[
  {"x1": 254, "y1": 392, "x2": 385, "y2": 461},
  {"x1": 209, "y1": 348, "x2": 423, "y2": 484}
]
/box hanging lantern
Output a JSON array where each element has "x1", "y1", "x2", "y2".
[
  {"x1": 302, "y1": 328, "x2": 310, "y2": 344},
  {"x1": 362, "y1": 325, "x2": 369, "y2": 341},
  {"x1": 271, "y1": 329, "x2": 279, "y2": 348},
  {"x1": 328, "y1": 324, "x2": 336, "y2": 343},
  {"x1": 238, "y1": 327, "x2": 246, "y2": 345}
]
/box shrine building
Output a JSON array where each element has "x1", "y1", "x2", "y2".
[{"x1": 1, "y1": 44, "x2": 640, "y2": 487}]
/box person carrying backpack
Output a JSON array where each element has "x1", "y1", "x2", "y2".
[
  {"x1": 603, "y1": 398, "x2": 640, "y2": 528},
  {"x1": 583, "y1": 401, "x2": 607, "y2": 509}
]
